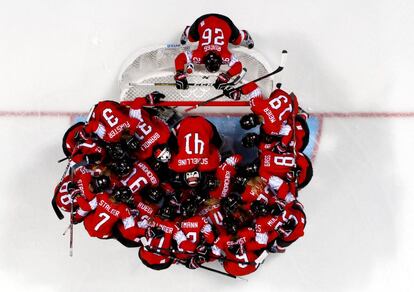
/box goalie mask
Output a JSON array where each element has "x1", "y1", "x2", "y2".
[
  {"x1": 184, "y1": 170, "x2": 201, "y2": 188},
  {"x1": 204, "y1": 51, "x2": 221, "y2": 73},
  {"x1": 154, "y1": 145, "x2": 171, "y2": 163}
]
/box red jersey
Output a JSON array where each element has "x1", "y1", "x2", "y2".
[
  {"x1": 169, "y1": 116, "x2": 220, "y2": 173},
  {"x1": 210, "y1": 155, "x2": 242, "y2": 199},
  {"x1": 80, "y1": 192, "x2": 136, "y2": 239},
  {"x1": 85, "y1": 100, "x2": 137, "y2": 143},
  {"x1": 278, "y1": 201, "x2": 306, "y2": 243},
  {"x1": 258, "y1": 116, "x2": 310, "y2": 153},
  {"x1": 175, "y1": 14, "x2": 243, "y2": 77},
  {"x1": 54, "y1": 177, "x2": 77, "y2": 213},
  {"x1": 211, "y1": 227, "x2": 265, "y2": 276},
  {"x1": 121, "y1": 97, "x2": 171, "y2": 161},
  {"x1": 119, "y1": 161, "x2": 159, "y2": 195},
  {"x1": 70, "y1": 138, "x2": 106, "y2": 164},
  {"x1": 259, "y1": 150, "x2": 313, "y2": 189},
  {"x1": 179, "y1": 215, "x2": 215, "y2": 246},
  {"x1": 139, "y1": 216, "x2": 195, "y2": 266},
  {"x1": 198, "y1": 202, "x2": 225, "y2": 228},
  {"x1": 254, "y1": 215, "x2": 281, "y2": 245}
]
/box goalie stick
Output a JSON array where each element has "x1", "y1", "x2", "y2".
[{"x1": 184, "y1": 50, "x2": 288, "y2": 112}]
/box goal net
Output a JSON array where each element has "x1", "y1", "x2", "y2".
[{"x1": 118, "y1": 44, "x2": 276, "y2": 114}]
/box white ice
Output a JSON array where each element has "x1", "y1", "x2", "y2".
[{"x1": 1, "y1": 1, "x2": 414, "y2": 291}]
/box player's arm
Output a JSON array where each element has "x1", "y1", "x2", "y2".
[
  {"x1": 174, "y1": 52, "x2": 192, "y2": 89},
  {"x1": 213, "y1": 55, "x2": 243, "y2": 90}
]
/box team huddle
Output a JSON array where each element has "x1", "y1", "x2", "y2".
[{"x1": 52, "y1": 14, "x2": 313, "y2": 277}]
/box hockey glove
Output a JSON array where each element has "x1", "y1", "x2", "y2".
[
  {"x1": 174, "y1": 71, "x2": 189, "y2": 90},
  {"x1": 213, "y1": 72, "x2": 231, "y2": 90},
  {"x1": 146, "y1": 226, "x2": 165, "y2": 239},
  {"x1": 145, "y1": 91, "x2": 165, "y2": 105},
  {"x1": 180, "y1": 26, "x2": 190, "y2": 45},
  {"x1": 241, "y1": 30, "x2": 254, "y2": 49},
  {"x1": 223, "y1": 87, "x2": 241, "y2": 100}
]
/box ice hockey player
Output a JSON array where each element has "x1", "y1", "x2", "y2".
[
  {"x1": 138, "y1": 204, "x2": 197, "y2": 270},
  {"x1": 168, "y1": 116, "x2": 222, "y2": 174},
  {"x1": 120, "y1": 92, "x2": 172, "y2": 161},
  {"x1": 175, "y1": 13, "x2": 254, "y2": 90},
  {"x1": 209, "y1": 154, "x2": 242, "y2": 199},
  {"x1": 176, "y1": 198, "x2": 215, "y2": 269},
  {"x1": 268, "y1": 200, "x2": 306, "y2": 253},
  {"x1": 241, "y1": 113, "x2": 310, "y2": 153},
  {"x1": 211, "y1": 217, "x2": 265, "y2": 276},
  {"x1": 73, "y1": 186, "x2": 138, "y2": 240},
  {"x1": 117, "y1": 160, "x2": 160, "y2": 195},
  {"x1": 61, "y1": 121, "x2": 106, "y2": 166},
  {"x1": 53, "y1": 166, "x2": 111, "y2": 213}
]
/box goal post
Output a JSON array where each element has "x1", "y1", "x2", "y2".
[{"x1": 118, "y1": 44, "x2": 276, "y2": 113}]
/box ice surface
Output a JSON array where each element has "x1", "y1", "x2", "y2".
[{"x1": 1, "y1": 1, "x2": 414, "y2": 291}]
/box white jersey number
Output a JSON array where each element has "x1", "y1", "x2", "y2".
[
  {"x1": 102, "y1": 108, "x2": 119, "y2": 127},
  {"x1": 201, "y1": 28, "x2": 224, "y2": 46},
  {"x1": 184, "y1": 133, "x2": 205, "y2": 155},
  {"x1": 94, "y1": 213, "x2": 111, "y2": 231}
]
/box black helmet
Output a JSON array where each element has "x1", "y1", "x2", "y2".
[
  {"x1": 109, "y1": 159, "x2": 132, "y2": 177},
  {"x1": 205, "y1": 175, "x2": 220, "y2": 191},
  {"x1": 141, "y1": 187, "x2": 164, "y2": 204},
  {"x1": 222, "y1": 216, "x2": 239, "y2": 235},
  {"x1": 125, "y1": 135, "x2": 140, "y2": 152},
  {"x1": 112, "y1": 186, "x2": 132, "y2": 204},
  {"x1": 159, "y1": 204, "x2": 176, "y2": 220},
  {"x1": 240, "y1": 114, "x2": 260, "y2": 130},
  {"x1": 250, "y1": 200, "x2": 269, "y2": 217},
  {"x1": 242, "y1": 133, "x2": 260, "y2": 148},
  {"x1": 180, "y1": 199, "x2": 197, "y2": 218},
  {"x1": 204, "y1": 51, "x2": 221, "y2": 73},
  {"x1": 106, "y1": 143, "x2": 127, "y2": 161},
  {"x1": 243, "y1": 162, "x2": 259, "y2": 177},
  {"x1": 91, "y1": 175, "x2": 111, "y2": 193},
  {"x1": 232, "y1": 176, "x2": 248, "y2": 193},
  {"x1": 220, "y1": 193, "x2": 241, "y2": 215}
]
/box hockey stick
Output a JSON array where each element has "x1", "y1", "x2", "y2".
[
  {"x1": 184, "y1": 50, "x2": 288, "y2": 112},
  {"x1": 290, "y1": 92, "x2": 299, "y2": 197},
  {"x1": 68, "y1": 165, "x2": 75, "y2": 257},
  {"x1": 51, "y1": 159, "x2": 72, "y2": 220},
  {"x1": 140, "y1": 243, "x2": 266, "y2": 266},
  {"x1": 144, "y1": 246, "x2": 242, "y2": 280},
  {"x1": 129, "y1": 81, "x2": 214, "y2": 87}
]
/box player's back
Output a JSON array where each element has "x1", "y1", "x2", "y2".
[
  {"x1": 190, "y1": 14, "x2": 239, "y2": 54},
  {"x1": 84, "y1": 193, "x2": 127, "y2": 238}
]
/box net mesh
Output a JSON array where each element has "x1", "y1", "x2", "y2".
[{"x1": 118, "y1": 45, "x2": 275, "y2": 110}]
